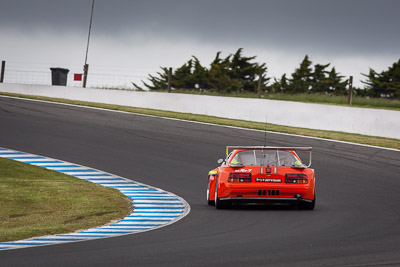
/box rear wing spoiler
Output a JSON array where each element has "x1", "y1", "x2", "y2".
[{"x1": 226, "y1": 146, "x2": 312, "y2": 168}]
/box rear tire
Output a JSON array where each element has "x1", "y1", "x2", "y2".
[
  {"x1": 215, "y1": 179, "x2": 231, "y2": 209},
  {"x1": 207, "y1": 179, "x2": 214, "y2": 206},
  {"x1": 300, "y1": 194, "x2": 316, "y2": 210}
]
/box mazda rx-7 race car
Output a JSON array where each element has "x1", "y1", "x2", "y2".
[{"x1": 207, "y1": 146, "x2": 315, "y2": 210}]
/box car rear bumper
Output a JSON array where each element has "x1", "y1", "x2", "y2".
[
  {"x1": 220, "y1": 196, "x2": 313, "y2": 204},
  {"x1": 219, "y1": 182, "x2": 314, "y2": 200}
]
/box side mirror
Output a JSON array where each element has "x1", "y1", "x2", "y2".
[{"x1": 217, "y1": 159, "x2": 224, "y2": 164}]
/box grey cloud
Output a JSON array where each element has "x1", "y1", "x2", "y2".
[{"x1": 1, "y1": 0, "x2": 399, "y2": 55}]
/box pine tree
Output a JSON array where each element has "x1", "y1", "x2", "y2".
[
  {"x1": 208, "y1": 51, "x2": 233, "y2": 92},
  {"x1": 228, "y1": 48, "x2": 269, "y2": 93},
  {"x1": 362, "y1": 68, "x2": 378, "y2": 96},
  {"x1": 275, "y1": 56, "x2": 348, "y2": 96},
  {"x1": 133, "y1": 67, "x2": 169, "y2": 91},
  {"x1": 287, "y1": 55, "x2": 313, "y2": 93},
  {"x1": 136, "y1": 49, "x2": 270, "y2": 93},
  {"x1": 280, "y1": 74, "x2": 289, "y2": 93},
  {"x1": 268, "y1": 78, "x2": 281, "y2": 93},
  {"x1": 362, "y1": 59, "x2": 400, "y2": 98},
  {"x1": 311, "y1": 63, "x2": 330, "y2": 93},
  {"x1": 326, "y1": 67, "x2": 348, "y2": 95},
  {"x1": 172, "y1": 59, "x2": 195, "y2": 90},
  {"x1": 192, "y1": 56, "x2": 209, "y2": 90}
]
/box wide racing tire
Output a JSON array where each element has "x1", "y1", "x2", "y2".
[
  {"x1": 300, "y1": 194, "x2": 316, "y2": 210},
  {"x1": 215, "y1": 179, "x2": 231, "y2": 209},
  {"x1": 207, "y1": 178, "x2": 215, "y2": 206}
]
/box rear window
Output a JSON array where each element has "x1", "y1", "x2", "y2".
[{"x1": 230, "y1": 150, "x2": 301, "y2": 167}]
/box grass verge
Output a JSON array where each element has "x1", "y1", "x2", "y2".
[
  {"x1": 146, "y1": 90, "x2": 400, "y2": 111},
  {"x1": 1, "y1": 92, "x2": 399, "y2": 150},
  {"x1": 0, "y1": 157, "x2": 131, "y2": 242}
]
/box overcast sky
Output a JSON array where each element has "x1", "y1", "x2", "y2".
[{"x1": 1, "y1": 0, "x2": 399, "y2": 87}]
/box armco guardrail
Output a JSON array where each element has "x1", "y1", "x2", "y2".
[{"x1": 0, "y1": 83, "x2": 399, "y2": 139}]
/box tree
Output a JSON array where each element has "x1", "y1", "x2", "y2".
[
  {"x1": 310, "y1": 63, "x2": 330, "y2": 93},
  {"x1": 207, "y1": 51, "x2": 234, "y2": 92},
  {"x1": 228, "y1": 48, "x2": 269, "y2": 93},
  {"x1": 192, "y1": 56, "x2": 209, "y2": 90},
  {"x1": 133, "y1": 67, "x2": 169, "y2": 91},
  {"x1": 269, "y1": 77, "x2": 282, "y2": 93},
  {"x1": 273, "y1": 56, "x2": 348, "y2": 96},
  {"x1": 279, "y1": 74, "x2": 290, "y2": 93},
  {"x1": 172, "y1": 59, "x2": 195, "y2": 89},
  {"x1": 326, "y1": 67, "x2": 348, "y2": 95},
  {"x1": 287, "y1": 55, "x2": 313, "y2": 93},
  {"x1": 362, "y1": 59, "x2": 400, "y2": 99},
  {"x1": 136, "y1": 49, "x2": 270, "y2": 93}
]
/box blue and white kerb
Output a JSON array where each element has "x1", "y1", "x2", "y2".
[{"x1": 0, "y1": 147, "x2": 190, "y2": 251}]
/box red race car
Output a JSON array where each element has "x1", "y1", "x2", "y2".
[{"x1": 207, "y1": 146, "x2": 315, "y2": 210}]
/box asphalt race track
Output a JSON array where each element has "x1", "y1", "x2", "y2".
[{"x1": 1, "y1": 96, "x2": 400, "y2": 267}]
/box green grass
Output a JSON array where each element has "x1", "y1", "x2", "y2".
[
  {"x1": 143, "y1": 89, "x2": 400, "y2": 111},
  {"x1": 0, "y1": 157, "x2": 131, "y2": 242},
  {"x1": 262, "y1": 93, "x2": 400, "y2": 110},
  {"x1": 1, "y1": 92, "x2": 399, "y2": 150}
]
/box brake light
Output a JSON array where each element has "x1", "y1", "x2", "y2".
[
  {"x1": 285, "y1": 174, "x2": 308, "y2": 184},
  {"x1": 228, "y1": 173, "x2": 251, "y2": 183}
]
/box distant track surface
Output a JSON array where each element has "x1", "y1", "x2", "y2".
[{"x1": 1, "y1": 96, "x2": 400, "y2": 267}]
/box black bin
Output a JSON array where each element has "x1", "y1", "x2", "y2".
[{"x1": 50, "y1": 68, "x2": 69, "y2": 86}]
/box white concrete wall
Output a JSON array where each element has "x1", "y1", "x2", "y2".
[{"x1": 1, "y1": 83, "x2": 399, "y2": 139}]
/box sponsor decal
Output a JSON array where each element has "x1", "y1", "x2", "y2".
[
  {"x1": 234, "y1": 168, "x2": 253, "y2": 172},
  {"x1": 255, "y1": 178, "x2": 282, "y2": 183},
  {"x1": 209, "y1": 170, "x2": 218, "y2": 176}
]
